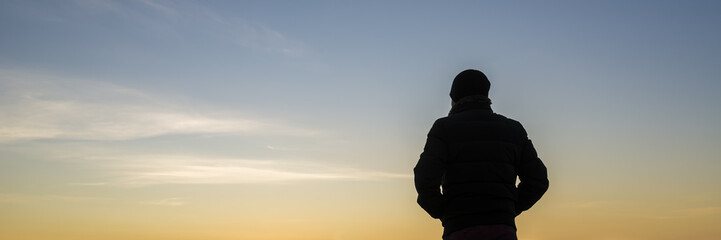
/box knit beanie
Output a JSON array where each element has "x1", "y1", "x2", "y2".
[{"x1": 450, "y1": 69, "x2": 490, "y2": 102}]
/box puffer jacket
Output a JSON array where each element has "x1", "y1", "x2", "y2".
[{"x1": 414, "y1": 101, "x2": 549, "y2": 237}]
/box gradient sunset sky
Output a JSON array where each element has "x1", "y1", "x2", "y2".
[{"x1": 1, "y1": 1, "x2": 720, "y2": 240}]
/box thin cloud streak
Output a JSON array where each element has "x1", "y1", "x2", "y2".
[
  {"x1": 68, "y1": 182, "x2": 108, "y2": 186},
  {"x1": 138, "y1": 0, "x2": 179, "y2": 16},
  {"x1": 229, "y1": 23, "x2": 310, "y2": 56},
  {"x1": 72, "y1": 0, "x2": 310, "y2": 57},
  {"x1": 0, "y1": 70, "x2": 318, "y2": 143},
  {"x1": 0, "y1": 193, "x2": 106, "y2": 204},
  {"x1": 678, "y1": 206, "x2": 721, "y2": 216},
  {"x1": 90, "y1": 155, "x2": 411, "y2": 186},
  {"x1": 139, "y1": 197, "x2": 186, "y2": 207}
]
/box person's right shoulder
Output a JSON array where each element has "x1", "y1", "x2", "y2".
[
  {"x1": 431, "y1": 116, "x2": 451, "y2": 126},
  {"x1": 426, "y1": 116, "x2": 451, "y2": 137}
]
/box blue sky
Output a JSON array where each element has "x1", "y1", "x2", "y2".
[{"x1": 1, "y1": 1, "x2": 721, "y2": 239}]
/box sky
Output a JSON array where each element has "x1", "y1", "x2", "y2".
[{"x1": 1, "y1": 1, "x2": 720, "y2": 239}]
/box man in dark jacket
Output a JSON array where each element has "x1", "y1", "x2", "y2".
[{"x1": 414, "y1": 69, "x2": 549, "y2": 240}]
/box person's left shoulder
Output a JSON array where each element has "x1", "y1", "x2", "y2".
[{"x1": 493, "y1": 113, "x2": 527, "y2": 134}]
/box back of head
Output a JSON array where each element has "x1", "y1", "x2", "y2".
[{"x1": 450, "y1": 69, "x2": 490, "y2": 102}]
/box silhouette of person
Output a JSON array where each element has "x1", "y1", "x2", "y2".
[{"x1": 414, "y1": 69, "x2": 549, "y2": 240}]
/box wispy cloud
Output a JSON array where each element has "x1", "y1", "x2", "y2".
[
  {"x1": 173, "y1": 1, "x2": 311, "y2": 56},
  {"x1": 69, "y1": 182, "x2": 108, "y2": 186},
  {"x1": 139, "y1": 197, "x2": 186, "y2": 207},
  {"x1": 0, "y1": 193, "x2": 186, "y2": 207},
  {"x1": 568, "y1": 200, "x2": 619, "y2": 209},
  {"x1": 92, "y1": 155, "x2": 411, "y2": 186},
  {"x1": 137, "y1": 0, "x2": 179, "y2": 16},
  {"x1": 229, "y1": 23, "x2": 310, "y2": 57},
  {"x1": 72, "y1": 0, "x2": 310, "y2": 57},
  {"x1": 678, "y1": 206, "x2": 721, "y2": 216},
  {"x1": 0, "y1": 70, "x2": 317, "y2": 143},
  {"x1": 0, "y1": 70, "x2": 410, "y2": 187},
  {"x1": 73, "y1": 0, "x2": 124, "y2": 14},
  {"x1": 567, "y1": 200, "x2": 721, "y2": 220},
  {"x1": 0, "y1": 193, "x2": 105, "y2": 204}
]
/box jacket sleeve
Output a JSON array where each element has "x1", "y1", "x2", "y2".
[
  {"x1": 515, "y1": 125, "x2": 549, "y2": 215},
  {"x1": 414, "y1": 120, "x2": 448, "y2": 219}
]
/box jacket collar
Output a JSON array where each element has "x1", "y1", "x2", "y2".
[{"x1": 449, "y1": 95, "x2": 492, "y2": 115}]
